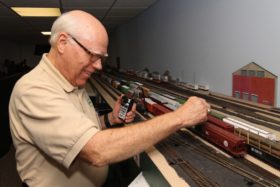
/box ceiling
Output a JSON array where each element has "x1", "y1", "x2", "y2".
[{"x1": 0, "y1": 0, "x2": 159, "y2": 43}]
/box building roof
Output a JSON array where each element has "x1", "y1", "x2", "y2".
[{"x1": 233, "y1": 62, "x2": 277, "y2": 78}]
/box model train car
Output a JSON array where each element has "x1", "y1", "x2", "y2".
[
  {"x1": 248, "y1": 145, "x2": 280, "y2": 169},
  {"x1": 149, "y1": 92, "x2": 182, "y2": 111},
  {"x1": 207, "y1": 115, "x2": 234, "y2": 133},
  {"x1": 223, "y1": 117, "x2": 277, "y2": 141},
  {"x1": 198, "y1": 84, "x2": 210, "y2": 91},
  {"x1": 186, "y1": 83, "x2": 199, "y2": 90},
  {"x1": 195, "y1": 122, "x2": 247, "y2": 157},
  {"x1": 103, "y1": 74, "x2": 279, "y2": 168},
  {"x1": 144, "y1": 98, "x2": 172, "y2": 116},
  {"x1": 209, "y1": 111, "x2": 277, "y2": 142}
]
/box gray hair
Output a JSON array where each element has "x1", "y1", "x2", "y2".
[{"x1": 49, "y1": 11, "x2": 77, "y2": 46}]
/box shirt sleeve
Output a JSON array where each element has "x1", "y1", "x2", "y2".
[{"x1": 15, "y1": 82, "x2": 99, "y2": 168}]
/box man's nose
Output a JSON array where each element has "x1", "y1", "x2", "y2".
[{"x1": 92, "y1": 59, "x2": 102, "y2": 70}]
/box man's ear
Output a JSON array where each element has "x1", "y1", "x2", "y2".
[{"x1": 57, "y1": 33, "x2": 68, "y2": 53}]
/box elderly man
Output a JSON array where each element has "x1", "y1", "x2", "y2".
[{"x1": 9, "y1": 10, "x2": 210, "y2": 187}]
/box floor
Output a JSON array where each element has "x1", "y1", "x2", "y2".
[{"x1": 0, "y1": 146, "x2": 21, "y2": 187}]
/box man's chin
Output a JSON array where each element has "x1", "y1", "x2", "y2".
[{"x1": 77, "y1": 79, "x2": 88, "y2": 88}]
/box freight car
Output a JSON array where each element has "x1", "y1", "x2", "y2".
[
  {"x1": 149, "y1": 92, "x2": 182, "y2": 110},
  {"x1": 163, "y1": 103, "x2": 178, "y2": 111},
  {"x1": 207, "y1": 115, "x2": 234, "y2": 133},
  {"x1": 111, "y1": 80, "x2": 121, "y2": 89},
  {"x1": 195, "y1": 122, "x2": 247, "y2": 157},
  {"x1": 208, "y1": 111, "x2": 226, "y2": 120},
  {"x1": 161, "y1": 93, "x2": 186, "y2": 104},
  {"x1": 223, "y1": 117, "x2": 277, "y2": 141},
  {"x1": 207, "y1": 111, "x2": 280, "y2": 168},
  {"x1": 186, "y1": 83, "x2": 199, "y2": 90},
  {"x1": 209, "y1": 112, "x2": 277, "y2": 142},
  {"x1": 144, "y1": 98, "x2": 172, "y2": 116},
  {"x1": 175, "y1": 97, "x2": 186, "y2": 104},
  {"x1": 233, "y1": 127, "x2": 280, "y2": 169},
  {"x1": 248, "y1": 145, "x2": 280, "y2": 169},
  {"x1": 142, "y1": 86, "x2": 150, "y2": 98},
  {"x1": 161, "y1": 93, "x2": 176, "y2": 100},
  {"x1": 151, "y1": 72, "x2": 161, "y2": 83},
  {"x1": 198, "y1": 84, "x2": 210, "y2": 91},
  {"x1": 120, "y1": 85, "x2": 130, "y2": 94}
]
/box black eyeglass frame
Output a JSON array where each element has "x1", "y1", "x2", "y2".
[{"x1": 67, "y1": 34, "x2": 108, "y2": 63}]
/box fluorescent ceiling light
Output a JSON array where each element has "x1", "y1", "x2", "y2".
[
  {"x1": 41, "y1": 31, "x2": 51, "y2": 35},
  {"x1": 11, "y1": 7, "x2": 61, "y2": 17}
]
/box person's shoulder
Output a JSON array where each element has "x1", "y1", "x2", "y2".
[{"x1": 14, "y1": 66, "x2": 56, "y2": 95}]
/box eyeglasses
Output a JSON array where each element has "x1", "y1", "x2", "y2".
[{"x1": 67, "y1": 34, "x2": 108, "y2": 63}]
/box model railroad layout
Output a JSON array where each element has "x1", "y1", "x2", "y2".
[
  {"x1": 89, "y1": 73, "x2": 280, "y2": 187},
  {"x1": 104, "y1": 71, "x2": 280, "y2": 168},
  {"x1": 157, "y1": 131, "x2": 279, "y2": 187}
]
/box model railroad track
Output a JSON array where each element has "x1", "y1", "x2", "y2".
[
  {"x1": 158, "y1": 142, "x2": 220, "y2": 187},
  {"x1": 114, "y1": 72, "x2": 279, "y2": 118},
  {"x1": 89, "y1": 77, "x2": 149, "y2": 122},
  {"x1": 211, "y1": 106, "x2": 280, "y2": 131},
  {"x1": 171, "y1": 130, "x2": 280, "y2": 187},
  {"x1": 270, "y1": 107, "x2": 280, "y2": 114},
  {"x1": 90, "y1": 77, "x2": 119, "y2": 100},
  {"x1": 208, "y1": 92, "x2": 280, "y2": 117},
  {"x1": 91, "y1": 76, "x2": 280, "y2": 187},
  {"x1": 159, "y1": 82, "x2": 280, "y2": 127},
  {"x1": 110, "y1": 73, "x2": 280, "y2": 131}
]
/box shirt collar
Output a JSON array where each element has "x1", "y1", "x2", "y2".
[{"x1": 39, "y1": 53, "x2": 78, "y2": 93}]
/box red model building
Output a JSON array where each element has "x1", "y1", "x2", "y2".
[{"x1": 232, "y1": 62, "x2": 277, "y2": 106}]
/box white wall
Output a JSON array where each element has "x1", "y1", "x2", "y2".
[{"x1": 108, "y1": 0, "x2": 280, "y2": 107}]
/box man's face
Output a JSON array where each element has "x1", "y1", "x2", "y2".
[
  {"x1": 64, "y1": 34, "x2": 108, "y2": 87},
  {"x1": 71, "y1": 56, "x2": 102, "y2": 87}
]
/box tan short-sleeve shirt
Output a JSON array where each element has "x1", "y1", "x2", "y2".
[{"x1": 9, "y1": 54, "x2": 108, "y2": 187}]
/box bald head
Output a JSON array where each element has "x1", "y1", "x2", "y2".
[
  {"x1": 47, "y1": 10, "x2": 109, "y2": 87},
  {"x1": 49, "y1": 10, "x2": 108, "y2": 47}
]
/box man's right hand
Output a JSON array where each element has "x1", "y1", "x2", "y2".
[{"x1": 173, "y1": 96, "x2": 210, "y2": 128}]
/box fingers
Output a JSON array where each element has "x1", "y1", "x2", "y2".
[
  {"x1": 176, "y1": 96, "x2": 211, "y2": 126},
  {"x1": 202, "y1": 99, "x2": 211, "y2": 114},
  {"x1": 205, "y1": 101, "x2": 211, "y2": 114},
  {"x1": 117, "y1": 95, "x2": 123, "y2": 104},
  {"x1": 124, "y1": 103, "x2": 137, "y2": 123},
  {"x1": 124, "y1": 112, "x2": 135, "y2": 123},
  {"x1": 194, "y1": 96, "x2": 210, "y2": 114},
  {"x1": 199, "y1": 98, "x2": 210, "y2": 120}
]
